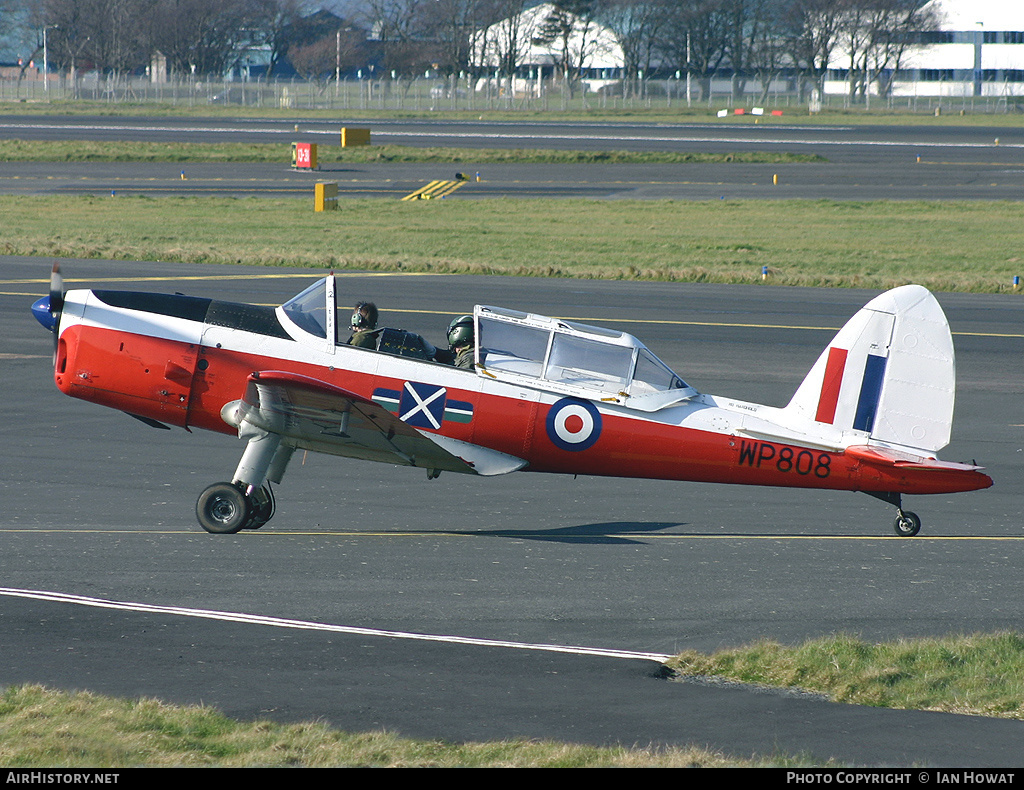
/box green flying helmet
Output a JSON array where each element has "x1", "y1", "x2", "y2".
[{"x1": 447, "y1": 315, "x2": 474, "y2": 347}]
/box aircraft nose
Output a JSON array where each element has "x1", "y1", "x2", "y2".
[{"x1": 31, "y1": 296, "x2": 56, "y2": 330}]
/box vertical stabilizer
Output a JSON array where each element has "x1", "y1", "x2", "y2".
[{"x1": 784, "y1": 285, "x2": 955, "y2": 453}]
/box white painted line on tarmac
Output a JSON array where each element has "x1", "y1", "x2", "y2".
[{"x1": 0, "y1": 586, "x2": 673, "y2": 663}]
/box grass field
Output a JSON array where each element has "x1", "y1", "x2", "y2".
[
  {"x1": 668, "y1": 632, "x2": 1024, "y2": 720},
  {"x1": 5, "y1": 630, "x2": 1024, "y2": 767},
  {"x1": 3, "y1": 98, "x2": 1024, "y2": 127},
  {"x1": 0, "y1": 139, "x2": 823, "y2": 165},
  {"x1": 2, "y1": 195, "x2": 1021, "y2": 293},
  {"x1": 0, "y1": 685, "x2": 814, "y2": 768}
]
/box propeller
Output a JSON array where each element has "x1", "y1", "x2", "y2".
[{"x1": 30, "y1": 262, "x2": 65, "y2": 357}]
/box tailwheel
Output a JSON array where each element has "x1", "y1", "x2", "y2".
[
  {"x1": 893, "y1": 510, "x2": 921, "y2": 537},
  {"x1": 196, "y1": 482, "x2": 251, "y2": 534}
]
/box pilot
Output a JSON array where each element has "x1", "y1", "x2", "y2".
[
  {"x1": 346, "y1": 301, "x2": 379, "y2": 349},
  {"x1": 446, "y1": 314, "x2": 476, "y2": 369}
]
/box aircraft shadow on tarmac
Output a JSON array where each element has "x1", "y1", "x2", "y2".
[
  {"x1": 431, "y1": 523, "x2": 887, "y2": 543},
  {"x1": 449, "y1": 521, "x2": 686, "y2": 544}
]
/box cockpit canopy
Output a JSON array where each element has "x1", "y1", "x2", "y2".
[
  {"x1": 278, "y1": 278, "x2": 697, "y2": 411},
  {"x1": 475, "y1": 306, "x2": 697, "y2": 412}
]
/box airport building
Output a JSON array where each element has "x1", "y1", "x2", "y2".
[
  {"x1": 825, "y1": 0, "x2": 1024, "y2": 99},
  {"x1": 470, "y1": 3, "x2": 624, "y2": 96}
]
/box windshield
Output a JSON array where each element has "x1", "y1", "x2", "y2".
[
  {"x1": 281, "y1": 279, "x2": 328, "y2": 339},
  {"x1": 632, "y1": 348, "x2": 687, "y2": 395}
]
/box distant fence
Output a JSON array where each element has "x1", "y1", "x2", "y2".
[{"x1": 2, "y1": 74, "x2": 1022, "y2": 114}]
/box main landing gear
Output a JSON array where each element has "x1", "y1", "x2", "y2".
[{"x1": 196, "y1": 418, "x2": 293, "y2": 535}]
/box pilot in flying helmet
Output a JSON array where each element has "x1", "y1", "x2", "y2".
[{"x1": 347, "y1": 301, "x2": 379, "y2": 349}]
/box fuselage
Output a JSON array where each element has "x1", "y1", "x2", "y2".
[{"x1": 51, "y1": 288, "x2": 992, "y2": 497}]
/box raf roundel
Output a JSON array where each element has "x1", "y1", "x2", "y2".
[{"x1": 545, "y1": 397, "x2": 602, "y2": 452}]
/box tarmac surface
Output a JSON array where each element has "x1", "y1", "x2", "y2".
[
  {"x1": 3, "y1": 257, "x2": 1023, "y2": 766},
  {"x1": 2, "y1": 114, "x2": 1023, "y2": 200}
]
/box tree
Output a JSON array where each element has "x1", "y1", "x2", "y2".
[
  {"x1": 288, "y1": 27, "x2": 367, "y2": 85},
  {"x1": 779, "y1": 0, "x2": 847, "y2": 99},
  {"x1": 531, "y1": 0, "x2": 604, "y2": 99},
  {"x1": 42, "y1": 0, "x2": 149, "y2": 76},
  {"x1": 858, "y1": 0, "x2": 941, "y2": 100},
  {"x1": 745, "y1": 0, "x2": 791, "y2": 104},
  {"x1": 472, "y1": 0, "x2": 532, "y2": 86},
  {"x1": 417, "y1": 0, "x2": 503, "y2": 76},
  {"x1": 145, "y1": 0, "x2": 262, "y2": 77},
  {"x1": 601, "y1": 0, "x2": 669, "y2": 89},
  {"x1": 360, "y1": 0, "x2": 435, "y2": 76},
  {"x1": 250, "y1": 0, "x2": 309, "y2": 78},
  {"x1": 657, "y1": 0, "x2": 729, "y2": 102}
]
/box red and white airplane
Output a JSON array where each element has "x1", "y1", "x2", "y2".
[{"x1": 32, "y1": 265, "x2": 991, "y2": 536}]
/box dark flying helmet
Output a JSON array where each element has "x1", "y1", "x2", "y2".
[
  {"x1": 351, "y1": 301, "x2": 378, "y2": 329},
  {"x1": 447, "y1": 315, "x2": 473, "y2": 348}
]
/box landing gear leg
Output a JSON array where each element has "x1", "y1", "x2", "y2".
[{"x1": 195, "y1": 421, "x2": 294, "y2": 534}]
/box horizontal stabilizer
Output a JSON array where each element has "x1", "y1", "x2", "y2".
[{"x1": 845, "y1": 444, "x2": 983, "y2": 472}]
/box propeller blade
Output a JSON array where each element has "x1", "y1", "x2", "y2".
[
  {"x1": 48, "y1": 262, "x2": 64, "y2": 359},
  {"x1": 49, "y1": 262, "x2": 64, "y2": 317}
]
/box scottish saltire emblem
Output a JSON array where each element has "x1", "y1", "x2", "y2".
[
  {"x1": 373, "y1": 383, "x2": 473, "y2": 429},
  {"x1": 399, "y1": 381, "x2": 447, "y2": 429}
]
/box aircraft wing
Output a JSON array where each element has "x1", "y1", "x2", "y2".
[{"x1": 224, "y1": 370, "x2": 526, "y2": 476}]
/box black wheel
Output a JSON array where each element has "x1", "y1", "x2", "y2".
[
  {"x1": 196, "y1": 482, "x2": 251, "y2": 534},
  {"x1": 244, "y1": 484, "x2": 275, "y2": 530},
  {"x1": 893, "y1": 510, "x2": 921, "y2": 537}
]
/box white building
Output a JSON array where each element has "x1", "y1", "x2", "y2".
[
  {"x1": 471, "y1": 3, "x2": 624, "y2": 95},
  {"x1": 826, "y1": 0, "x2": 1024, "y2": 98}
]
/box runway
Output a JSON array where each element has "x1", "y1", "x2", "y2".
[
  {"x1": 2, "y1": 114, "x2": 1024, "y2": 200},
  {"x1": 3, "y1": 256, "x2": 1023, "y2": 765}
]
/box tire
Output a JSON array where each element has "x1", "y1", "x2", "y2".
[
  {"x1": 244, "y1": 485, "x2": 275, "y2": 530},
  {"x1": 196, "y1": 482, "x2": 251, "y2": 534},
  {"x1": 893, "y1": 511, "x2": 921, "y2": 537}
]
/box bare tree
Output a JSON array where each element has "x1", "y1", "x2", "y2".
[
  {"x1": 289, "y1": 26, "x2": 367, "y2": 86},
  {"x1": 42, "y1": 0, "x2": 149, "y2": 76},
  {"x1": 532, "y1": 0, "x2": 605, "y2": 99},
  {"x1": 422, "y1": 0, "x2": 512, "y2": 78},
  {"x1": 360, "y1": 0, "x2": 435, "y2": 76},
  {"x1": 90, "y1": 0, "x2": 148, "y2": 75},
  {"x1": 473, "y1": 0, "x2": 532, "y2": 83},
  {"x1": 249, "y1": 0, "x2": 309, "y2": 78},
  {"x1": 746, "y1": 0, "x2": 791, "y2": 104},
  {"x1": 864, "y1": 0, "x2": 941, "y2": 99},
  {"x1": 145, "y1": 0, "x2": 263, "y2": 77},
  {"x1": 657, "y1": 0, "x2": 729, "y2": 102},
  {"x1": 779, "y1": 0, "x2": 847, "y2": 99},
  {"x1": 601, "y1": 0, "x2": 668, "y2": 87},
  {"x1": 6, "y1": 0, "x2": 47, "y2": 81}
]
